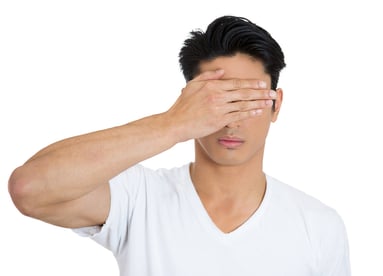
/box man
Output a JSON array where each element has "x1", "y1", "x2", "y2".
[{"x1": 9, "y1": 15, "x2": 351, "y2": 275}]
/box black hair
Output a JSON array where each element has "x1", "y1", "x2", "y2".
[{"x1": 179, "y1": 15, "x2": 286, "y2": 90}]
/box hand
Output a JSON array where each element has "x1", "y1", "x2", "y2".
[{"x1": 164, "y1": 69, "x2": 277, "y2": 142}]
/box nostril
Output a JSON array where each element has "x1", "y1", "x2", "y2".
[{"x1": 225, "y1": 121, "x2": 240, "y2": 129}]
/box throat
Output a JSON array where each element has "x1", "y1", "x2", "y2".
[
  {"x1": 200, "y1": 189, "x2": 265, "y2": 233},
  {"x1": 190, "y1": 162, "x2": 266, "y2": 197},
  {"x1": 189, "y1": 162, "x2": 267, "y2": 233}
]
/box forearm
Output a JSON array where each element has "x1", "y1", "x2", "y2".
[
  {"x1": 9, "y1": 70, "x2": 275, "y2": 219},
  {"x1": 9, "y1": 113, "x2": 179, "y2": 207}
]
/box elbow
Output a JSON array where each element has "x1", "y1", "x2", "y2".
[{"x1": 8, "y1": 166, "x2": 42, "y2": 218}]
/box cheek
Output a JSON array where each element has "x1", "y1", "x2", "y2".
[
  {"x1": 246, "y1": 113, "x2": 272, "y2": 129},
  {"x1": 196, "y1": 136, "x2": 214, "y2": 151},
  {"x1": 242, "y1": 117, "x2": 272, "y2": 142}
]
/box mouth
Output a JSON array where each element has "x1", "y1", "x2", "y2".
[{"x1": 217, "y1": 136, "x2": 245, "y2": 149}]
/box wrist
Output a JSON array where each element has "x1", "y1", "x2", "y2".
[{"x1": 158, "y1": 111, "x2": 189, "y2": 144}]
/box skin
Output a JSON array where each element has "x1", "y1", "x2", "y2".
[
  {"x1": 8, "y1": 53, "x2": 282, "y2": 233},
  {"x1": 191, "y1": 53, "x2": 283, "y2": 233}
]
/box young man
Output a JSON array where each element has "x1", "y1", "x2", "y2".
[{"x1": 9, "y1": 16, "x2": 351, "y2": 275}]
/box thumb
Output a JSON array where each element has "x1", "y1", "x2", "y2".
[{"x1": 192, "y1": 69, "x2": 225, "y2": 82}]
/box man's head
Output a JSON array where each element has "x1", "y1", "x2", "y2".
[
  {"x1": 179, "y1": 15, "x2": 286, "y2": 90},
  {"x1": 178, "y1": 16, "x2": 286, "y2": 167}
]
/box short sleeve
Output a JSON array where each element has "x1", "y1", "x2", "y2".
[
  {"x1": 318, "y1": 210, "x2": 351, "y2": 276},
  {"x1": 73, "y1": 165, "x2": 146, "y2": 255}
]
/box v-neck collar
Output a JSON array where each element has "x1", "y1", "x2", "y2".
[{"x1": 181, "y1": 163, "x2": 273, "y2": 243}]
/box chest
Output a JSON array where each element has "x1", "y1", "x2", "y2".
[{"x1": 122, "y1": 195, "x2": 317, "y2": 276}]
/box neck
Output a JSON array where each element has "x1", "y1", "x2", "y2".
[
  {"x1": 190, "y1": 142, "x2": 268, "y2": 233},
  {"x1": 191, "y1": 148, "x2": 266, "y2": 199}
]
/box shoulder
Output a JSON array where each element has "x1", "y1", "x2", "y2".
[
  {"x1": 267, "y1": 175, "x2": 350, "y2": 272},
  {"x1": 266, "y1": 175, "x2": 347, "y2": 245},
  {"x1": 267, "y1": 175, "x2": 337, "y2": 216}
]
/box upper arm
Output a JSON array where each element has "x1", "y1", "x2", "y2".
[{"x1": 31, "y1": 183, "x2": 111, "y2": 229}]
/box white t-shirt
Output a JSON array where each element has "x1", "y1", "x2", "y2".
[{"x1": 75, "y1": 164, "x2": 351, "y2": 276}]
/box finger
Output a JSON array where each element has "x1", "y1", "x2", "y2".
[
  {"x1": 218, "y1": 78, "x2": 268, "y2": 91},
  {"x1": 192, "y1": 69, "x2": 225, "y2": 82},
  {"x1": 225, "y1": 99, "x2": 274, "y2": 113},
  {"x1": 224, "y1": 109, "x2": 264, "y2": 123},
  {"x1": 226, "y1": 89, "x2": 277, "y2": 102}
]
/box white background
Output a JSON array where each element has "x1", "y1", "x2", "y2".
[{"x1": 1, "y1": 0, "x2": 382, "y2": 275}]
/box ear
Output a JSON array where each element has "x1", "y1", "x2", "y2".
[{"x1": 271, "y1": 88, "x2": 283, "y2": 122}]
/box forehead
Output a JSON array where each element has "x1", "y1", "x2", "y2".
[{"x1": 199, "y1": 53, "x2": 270, "y2": 82}]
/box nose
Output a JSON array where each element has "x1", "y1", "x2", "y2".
[{"x1": 225, "y1": 120, "x2": 241, "y2": 129}]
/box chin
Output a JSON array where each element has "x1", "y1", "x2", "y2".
[
  {"x1": 195, "y1": 140, "x2": 264, "y2": 168},
  {"x1": 208, "y1": 154, "x2": 254, "y2": 167}
]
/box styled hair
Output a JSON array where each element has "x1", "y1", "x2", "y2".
[{"x1": 179, "y1": 15, "x2": 286, "y2": 90}]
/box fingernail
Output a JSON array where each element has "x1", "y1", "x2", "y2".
[
  {"x1": 252, "y1": 109, "x2": 263, "y2": 116},
  {"x1": 269, "y1": 90, "x2": 277, "y2": 98},
  {"x1": 259, "y1": 81, "x2": 267, "y2": 88}
]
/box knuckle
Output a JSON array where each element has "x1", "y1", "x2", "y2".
[
  {"x1": 185, "y1": 81, "x2": 199, "y2": 92},
  {"x1": 241, "y1": 101, "x2": 250, "y2": 110},
  {"x1": 234, "y1": 90, "x2": 250, "y2": 102},
  {"x1": 203, "y1": 81, "x2": 219, "y2": 93},
  {"x1": 250, "y1": 80, "x2": 258, "y2": 88},
  {"x1": 243, "y1": 90, "x2": 253, "y2": 100},
  {"x1": 232, "y1": 79, "x2": 242, "y2": 89},
  {"x1": 251, "y1": 100, "x2": 260, "y2": 109},
  {"x1": 206, "y1": 92, "x2": 221, "y2": 105},
  {"x1": 231, "y1": 111, "x2": 240, "y2": 119},
  {"x1": 258, "y1": 100, "x2": 266, "y2": 107},
  {"x1": 204, "y1": 81, "x2": 214, "y2": 90}
]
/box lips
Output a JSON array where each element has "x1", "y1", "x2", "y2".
[{"x1": 217, "y1": 136, "x2": 245, "y2": 149}]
